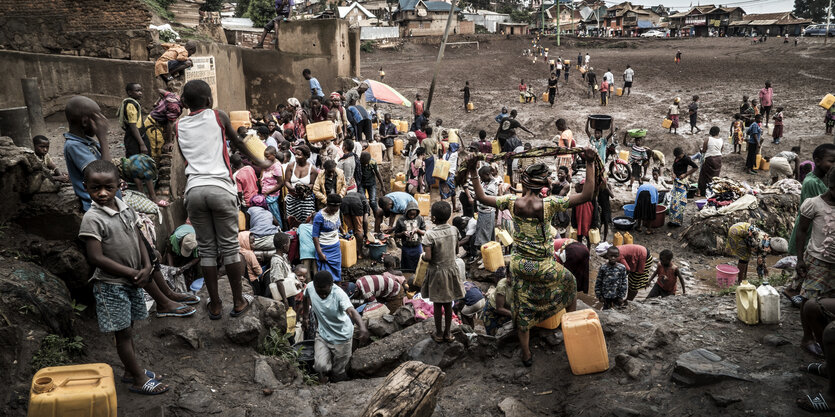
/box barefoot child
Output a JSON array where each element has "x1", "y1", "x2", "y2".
[
  {"x1": 646, "y1": 249, "x2": 686, "y2": 298},
  {"x1": 270, "y1": 232, "x2": 303, "y2": 308},
  {"x1": 667, "y1": 97, "x2": 680, "y2": 134},
  {"x1": 79, "y1": 160, "x2": 168, "y2": 395},
  {"x1": 571, "y1": 180, "x2": 594, "y2": 249},
  {"x1": 595, "y1": 246, "x2": 628, "y2": 309},
  {"x1": 628, "y1": 135, "x2": 649, "y2": 189},
  {"x1": 32, "y1": 135, "x2": 68, "y2": 182},
  {"x1": 422, "y1": 201, "x2": 464, "y2": 343},
  {"x1": 392, "y1": 199, "x2": 426, "y2": 272}
]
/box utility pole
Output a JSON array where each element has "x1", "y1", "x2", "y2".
[
  {"x1": 425, "y1": 0, "x2": 459, "y2": 111},
  {"x1": 827, "y1": 0, "x2": 833, "y2": 45},
  {"x1": 556, "y1": 0, "x2": 561, "y2": 46}
]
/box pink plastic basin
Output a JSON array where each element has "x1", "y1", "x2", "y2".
[{"x1": 716, "y1": 264, "x2": 739, "y2": 288}]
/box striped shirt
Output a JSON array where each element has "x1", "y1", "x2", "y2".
[
  {"x1": 628, "y1": 144, "x2": 648, "y2": 164},
  {"x1": 356, "y1": 272, "x2": 405, "y2": 301}
]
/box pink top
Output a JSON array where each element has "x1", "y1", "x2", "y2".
[
  {"x1": 234, "y1": 165, "x2": 259, "y2": 203},
  {"x1": 261, "y1": 162, "x2": 283, "y2": 197},
  {"x1": 758, "y1": 87, "x2": 773, "y2": 107},
  {"x1": 601, "y1": 80, "x2": 609, "y2": 91},
  {"x1": 617, "y1": 244, "x2": 649, "y2": 274}
]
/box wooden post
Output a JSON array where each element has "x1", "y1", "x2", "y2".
[
  {"x1": 425, "y1": 0, "x2": 459, "y2": 112},
  {"x1": 360, "y1": 361, "x2": 446, "y2": 417}
]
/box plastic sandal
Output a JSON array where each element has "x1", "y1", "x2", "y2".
[
  {"x1": 798, "y1": 393, "x2": 833, "y2": 413},
  {"x1": 803, "y1": 363, "x2": 828, "y2": 378},
  {"x1": 177, "y1": 294, "x2": 200, "y2": 305},
  {"x1": 230, "y1": 294, "x2": 254, "y2": 318},
  {"x1": 128, "y1": 378, "x2": 169, "y2": 395},
  {"x1": 121, "y1": 369, "x2": 160, "y2": 384},
  {"x1": 207, "y1": 298, "x2": 222, "y2": 321},
  {"x1": 156, "y1": 200, "x2": 170, "y2": 208},
  {"x1": 156, "y1": 305, "x2": 196, "y2": 318}
]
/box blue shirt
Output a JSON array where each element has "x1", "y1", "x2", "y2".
[
  {"x1": 746, "y1": 123, "x2": 762, "y2": 144},
  {"x1": 309, "y1": 77, "x2": 323, "y2": 99},
  {"x1": 347, "y1": 105, "x2": 369, "y2": 124},
  {"x1": 461, "y1": 282, "x2": 484, "y2": 306},
  {"x1": 495, "y1": 113, "x2": 509, "y2": 123},
  {"x1": 63, "y1": 132, "x2": 102, "y2": 211},
  {"x1": 635, "y1": 184, "x2": 658, "y2": 205},
  {"x1": 590, "y1": 135, "x2": 607, "y2": 163},
  {"x1": 304, "y1": 282, "x2": 354, "y2": 344},
  {"x1": 386, "y1": 192, "x2": 417, "y2": 214},
  {"x1": 248, "y1": 206, "x2": 278, "y2": 237}
]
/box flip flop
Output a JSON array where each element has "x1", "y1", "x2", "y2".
[
  {"x1": 207, "y1": 299, "x2": 222, "y2": 321},
  {"x1": 156, "y1": 305, "x2": 196, "y2": 318},
  {"x1": 129, "y1": 378, "x2": 169, "y2": 395},
  {"x1": 798, "y1": 393, "x2": 833, "y2": 413},
  {"x1": 230, "y1": 294, "x2": 254, "y2": 318},
  {"x1": 805, "y1": 342, "x2": 825, "y2": 358},
  {"x1": 803, "y1": 363, "x2": 828, "y2": 378},
  {"x1": 176, "y1": 294, "x2": 201, "y2": 305},
  {"x1": 121, "y1": 369, "x2": 161, "y2": 384},
  {"x1": 444, "y1": 335, "x2": 456, "y2": 343},
  {"x1": 431, "y1": 333, "x2": 444, "y2": 343}
]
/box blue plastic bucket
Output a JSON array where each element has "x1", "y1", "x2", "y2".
[{"x1": 623, "y1": 204, "x2": 636, "y2": 219}]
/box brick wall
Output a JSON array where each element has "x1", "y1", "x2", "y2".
[{"x1": 0, "y1": 0, "x2": 153, "y2": 59}]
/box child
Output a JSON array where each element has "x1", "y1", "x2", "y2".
[
  {"x1": 63, "y1": 95, "x2": 114, "y2": 211},
  {"x1": 300, "y1": 271, "x2": 369, "y2": 383},
  {"x1": 353, "y1": 255, "x2": 407, "y2": 312},
  {"x1": 482, "y1": 270, "x2": 513, "y2": 335},
  {"x1": 772, "y1": 106, "x2": 784, "y2": 144},
  {"x1": 262, "y1": 146, "x2": 285, "y2": 228},
  {"x1": 78, "y1": 160, "x2": 167, "y2": 395},
  {"x1": 628, "y1": 136, "x2": 649, "y2": 188},
  {"x1": 667, "y1": 97, "x2": 680, "y2": 134},
  {"x1": 358, "y1": 151, "x2": 384, "y2": 213},
  {"x1": 795, "y1": 166, "x2": 835, "y2": 303},
  {"x1": 32, "y1": 135, "x2": 68, "y2": 182},
  {"x1": 406, "y1": 148, "x2": 427, "y2": 194},
  {"x1": 595, "y1": 246, "x2": 628, "y2": 309},
  {"x1": 379, "y1": 66, "x2": 385, "y2": 82},
  {"x1": 688, "y1": 95, "x2": 702, "y2": 135},
  {"x1": 455, "y1": 281, "x2": 485, "y2": 327},
  {"x1": 600, "y1": 78, "x2": 609, "y2": 106},
  {"x1": 421, "y1": 201, "x2": 464, "y2": 343},
  {"x1": 231, "y1": 153, "x2": 259, "y2": 206},
  {"x1": 392, "y1": 199, "x2": 426, "y2": 272},
  {"x1": 826, "y1": 104, "x2": 835, "y2": 135},
  {"x1": 731, "y1": 114, "x2": 744, "y2": 154},
  {"x1": 461, "y1": 81, "x2": 471, "y2": 112},
  {"x1": 117, "y1": 83, "x2": 149, "y2": 158},
  {"x1": 270, "y1": 232, "x2": 304, "y2": 308},
  {"x1": 452, "y1": 215, "x2": 477, "y2": 262},
  {"x1": 745, "y1": 114, "x2": 764, "y2": 175},
  {"x1": 674, "y1": 49, "x2": 681, "y2": 64},
  {"x1": 440, "y1": 142, "x2": 459, "y2": 213},
  {"x1": 474, "y1": 166, "x2": 497, "y2": 249},
  {"x1": 571, "y1": 180, "x2": 594, "y2": 249},
  {"x1": 646, "y1": 249, "x2": 686, "y2": 298}
]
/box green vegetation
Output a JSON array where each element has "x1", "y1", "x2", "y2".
[
  {"x1": 258, "y1": 328, "x2": 318, "y2": 385},
  {"x1": 199, "y1": 0, "x2": 224, "y2": 12},
  {"x1": 140, "y1": 0, "x2": 174, "y2": 20},
  {"x1": 361, "y1": 41, "x2": 375, "y2": 53},
  {"x1": 475, "y1": 24, "x2": 489, "y2": 34},
  {"x1": 235, "y1": 0, "x2": 252, "y2": 17},
  {"x1": 248, "y1": 0, "x2": 275, "y2": 28},
  {"x1": 31, "y1": 335, "x2": 85, "y2": 373}
]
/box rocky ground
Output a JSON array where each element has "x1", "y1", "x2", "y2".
[{"x1": 3, "y1": 36, "x2": 835, "y2": 416}]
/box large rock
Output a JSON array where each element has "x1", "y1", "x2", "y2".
[
  {"x1": 671, "y1": 348, "x2": 751, "y2": 386},
  {"x1": 367, "y1": 315, "x2": 401, "y2": 338},
  {"x1": 0, "y1": 137, "x2": 60, "y2": 224},
  {"x1": 406, "y1": 338, "x2": 465, "y2": 369},
  {"x1": 226, "y1": 315, "x2": 263, "y2": 345},
  {"x1": 0, "y1": 256, "x2": 74, "y2": 336},
  {"x1": 350, "y1": 320, "x2": 436, "y2": 377},
  {"x1": 498, "y1": 397, "x2": 536, "y2": 417},
  {"x1": 176, "y1": 382, "x2": 221, "y2": 414},
  {"x1": 254, "y1": 356, "x2": 280, "y2": 388}
]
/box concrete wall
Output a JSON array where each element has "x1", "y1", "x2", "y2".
[
  {"x1": 0, "y1": 50, "x2": 157, "y2": 116},
  {"x1": 193, "y1": 43, "x2": 248, "y2": 112},
  {"x1": 360, "y1": 26, "x2": 401, "y2": 40}
]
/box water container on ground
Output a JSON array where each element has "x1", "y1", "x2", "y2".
[
  {"x1": 536, "y1": 308, "x2": 566, "y2": 329},
  {"x1": 28, "y1": 363, "x2": 117, "y2": 417},
  {"x1": 736, "y1": 280, "x2": 759, "y2": 325},
  {"x1": 562, "y1": 310, "x2": 610, "y2": 375},
  {"x1": 613, "y1": 232, "x2": 623, "y2": 246},
  {"x1": 623, "y1": 232, "x2": 633, "y2": 244},
  {"x1": 757, "y1": 282, "x2": 780, "y2": 324}
]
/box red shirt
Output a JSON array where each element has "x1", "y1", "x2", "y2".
[
  {"x1": 234, "y1": 166, "x2": 259, "y2": 204},
  {"x1": 655, "y1": 262, "x2": 678, "y2": 293},
  {"x1": 617, "y1": 244, "x2": 648, "y2": 274},
  {"x1": 415, "y1": 130, "x2": 427, "y2": 144}
]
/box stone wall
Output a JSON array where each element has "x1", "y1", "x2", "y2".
[{"x1": 0, "y1": 0, "x2": 153, "y2": 59}]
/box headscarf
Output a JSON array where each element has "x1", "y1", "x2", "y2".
[
  {"x1": 446, "y1": 142, "x2": 460, "y2": 158},
  {"x1": 287, "y1": 97, "x2": 301, "y2": 108},
  {"x1": 330, "y1": 92, "x2": 341, "y2": 101},
  {"x1": 248, "y1": 194, "x2": 267, "y2": 209},
  {"x1": 521, "y1": 163, "x2": 551, "y2": 191}
]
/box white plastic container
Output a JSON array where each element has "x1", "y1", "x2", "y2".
[{"x1": 757, "y1": 282, "x2": 780, "y2": 324}]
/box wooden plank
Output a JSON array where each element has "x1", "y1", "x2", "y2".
[{"x1": 360, "y1": 361, "x2": 446, "y2": 417}]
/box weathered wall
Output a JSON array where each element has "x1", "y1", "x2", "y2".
[
  {"x1": 0, "y1": 0, "x2": 153, "y2": 59},
  {"x1": 0, "y1": 50, "x2": 157, "y2": 116},
  {"x1": 193, "y1": 43, "x2": 248, "y2": 112}
]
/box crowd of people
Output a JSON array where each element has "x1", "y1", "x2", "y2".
[{"x1": 43, "y1": 38, "x2": 835, "y2": 408}]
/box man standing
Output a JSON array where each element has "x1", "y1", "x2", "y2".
[
  {"x1": 378, "y1": 114, "x2": 398, "y2": 162},
  {"x1": 623, "y1": 64, "x2": 634, "y2": 96},
  {"x1": 603, "y1": 68, "x2": 615, "y2": 99},
  {"x1": 253, "y1": 0, "x2": 293, "y2": 49},
  {"x1": 586, "y1": 67, "x2": 598, "y2": 99},
  {"x1": 303, "y1": 69, "x2": 324, "y2": 102},
  {"x1": 301, "y1": 271, "x2": 369, "y2": 383}
]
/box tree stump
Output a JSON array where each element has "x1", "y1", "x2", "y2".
[{"x1": 360, "y1": 361, "x2": 446, "y2": 417}]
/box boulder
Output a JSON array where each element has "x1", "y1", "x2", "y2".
[
  {"x1": 0, "y1": 256, "x2": 74, "y2": 336},
  {"x1": 254, "y1": 356, "x2": 280, "y2": 388},
  {"x1": 393, "y1": 304, "x2": 417, "y2": 328},
  {"x1": 762, "y1": 334, "x2": 790, "y2": 347},
  {"x1": 350, "y1": 320, "x2": 435, "y2": 377},
  {"x1": 226, "y1": 315, "x2": 263, "y2": 345},
  {"x1": 367, "y1": 315, "x2": 401, "y2": 338},
  {"x1": 498, "y1": 397, "x2": 536, "y2": 417},
  {"x1": 406, "y1": 338, "x2": 465, "y2": 369},
  {"x1": 258, "y1": 296, "x2": 287, "y2": 332},
  {"x1": 671, "y1": 348, "x2": 751, "y2": 386},
  {"x1": 175, "y1": 328, "x2": 202, "y2": 350}
]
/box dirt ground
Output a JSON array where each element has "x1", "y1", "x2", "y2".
[{"x1": 11, "y1": 36, "x2": 835, "y2": 416}]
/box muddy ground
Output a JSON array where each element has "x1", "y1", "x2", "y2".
[{"x1": 8, "y1": 36, "x2": 835, "y2": 416}]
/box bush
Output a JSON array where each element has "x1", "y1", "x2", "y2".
[
  {"x1": 248, "y1": 0, "x2": 275, "y2": 28},
  {"x1": 235, "y1": 0, "x2": 252, "y2": 17},
  {"x1": 475, "y1": 24, "x2": 488, "y2": 34},
  {"x1": 200, "y1": 0, "x2": 224, "y2": 12},
  {"x1": 258, "y1": 328, "x2": 318, "y2": 385},
  {"x1": 361, "y1": 40, "x2": 375, "y2": 53},
  {"x1": 31, "y1": 335, "x2": 85, "y2": 373}
]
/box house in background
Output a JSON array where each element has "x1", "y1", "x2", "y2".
[
  {"x1": 461, "y1": 9, "x2": 511, "y2": 33},
  {"x1": 540, "y1": 0, "x2": 583, "y2": 33},
  {"x1": 338, "y1": 2, "x2": 377, "y2": 27},
  {"x1": 728, "y1": 12, "x2": 811, "y2": 37},
  {"x1": 668, "y1": 5, "x2": 745, "y2": 37},
  {"x1": 396, "y1": 0, "x2": 474, "y2": 36},
  {"x1": 603, "y1": 2, "x2": 660, "y2": 37},
  {"x1": 497, "y1": 22, "x2": 530, "y2": 35}
]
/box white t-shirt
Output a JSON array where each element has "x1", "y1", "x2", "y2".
[
  {"x1": 585, "y1": 55, "x2": 590, "y2": 64},
  {"x1": 704, "y1": 136, "x2": 724, "y2": 158},
  {"x1": 604, "y1": 71, "x2": 614, "y2": 84},
  {"x1": 464, "y1": 217, "x2": 477, "y2": 237},
  {"x1": 624, "y1": 68, "x2": 634, "y2": 82}
]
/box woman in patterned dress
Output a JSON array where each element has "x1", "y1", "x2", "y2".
[{"x1": 469, "y1": 149, "x2": 597, "y2": 367}]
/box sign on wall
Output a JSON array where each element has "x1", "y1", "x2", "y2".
[{"x1": 184, "y1": 56, "x2": 217, "y2": 108}]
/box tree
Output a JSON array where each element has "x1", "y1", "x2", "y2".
[
  {"x1": 235, "y1": 0, "x2": 252, "y2": 17},
  {"x1": 794, "y1": 0, "x2": 830, "y2": 23},
  {"x1": 248, "y1": 0, "x2": 275, "y2": 27},
  {"x1": 200, "y1": 0, "x2": 223, "y2": 12}
]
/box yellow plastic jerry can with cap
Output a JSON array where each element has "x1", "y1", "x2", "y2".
[
  {"x1": 623, "y1": 232, "x2": 633, "y2": 245},
  {"x1": 340, "y1": 237, "x2": 357, "y2": 267},
  {"x1": 414, "y1": 254, "x2": 428, "y2": 287},
  {"x1": 416, "y1": 193, "x2": 431, "y2": 217},
  {"x1": 28, "y1": 363, "x2": 117, "y2": 417},
  {"x1": 589, "y1": 228, "x2": 601, "y2": 244},
  {"x1": 393, "y1": 138, "x2": 404, "y2": 154},
  {"x1": 481, "y1": 241, "x2": 505, "y2": 272},
  {"x1": 562, "y1": 310, "x2": 610, "y2": 375},
  {"x1": 736, "y1": 280, "x2": 759, "y2": 325},
  {"x1": 613, "y1": 232, "x2": 623, "y2": 246}
]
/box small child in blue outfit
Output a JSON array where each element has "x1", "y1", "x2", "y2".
[
  {"x1": 595, "y1": 246, "x2": 628, "y2": 309},
  {"x1": 78, "y1": 160, "x2": 168, "y2": 395}
]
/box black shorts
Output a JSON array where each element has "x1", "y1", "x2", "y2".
[
  {"x1": 762, "y1": 105, "x2": 772, "y2": 113},
  {"x1": 264, "y1": 13, "x2": 290, "y2": 31},
  {"x1": 624, "y1": 81, "x2": 633, "y2": 88},
  {"x1": 341, "y1": 192, "x2": 370, "y2": 216}
]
